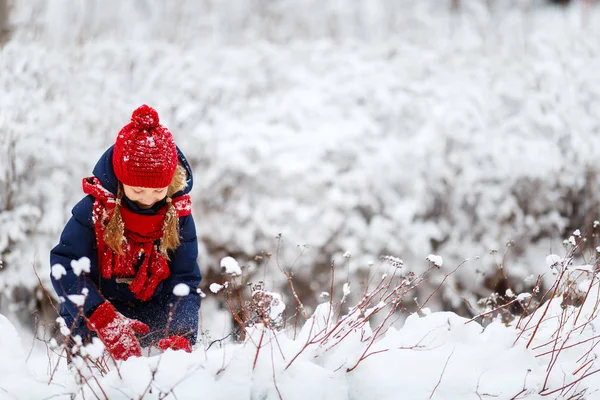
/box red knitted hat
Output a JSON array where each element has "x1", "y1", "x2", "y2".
[{"x1": 112, "y1": 105, "x2": 178, "y2": 188}]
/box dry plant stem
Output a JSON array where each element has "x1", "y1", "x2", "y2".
[
  {"x1": 286, "y1": 294, "x2": 372, "y2": 371},
  {"x1": 465, "y1": 297, "x2": 521, "y2": 324},
  {"x1": 509, "y1": 369, "x2": 533, "y2": 400},
  {"x1": 346, "y1": 305, "x2": 399, "y2": 372},
  {"x1": 540, "y1": 367, "x2": 600, "y2": 397},
  {"x1": 429, "y1": 348, "x2": 454, "y2": 399},
  {"x1": 83, "y1": 363, "x2": 109, "y2": 400},
  {"x1": 223, "y1": 291, "x2": 246, "y2": 332},
  {"x1": 285, "y1": 272, "x2": 308, "y2": 320},
  {"x1": 139, "y1": 361, "x2": 161, "y2": 400},
  {"x1": 27, "y1": 312, "x2": 39, "y2": 363},
  {"x1": 329, "y1": 260, "x2": 335, "y2": 311},
  {"x1": 516, "y1": 275, "x2": 543, "y2": 330},
  {"x1": 270, "y1": 328, "x2": 286, "y2": 361},
  {"x1": 526, "y1": 267, "x2": 568, "y2": 349},
  {"x1": 322, "y1": 267, "x2": 430, "y2": 362},
  {"x1": 535, "y1": 333, "x2": 600, "y2": 357},
  {"x1": 497, "y1": 246, "x2": 516, "y2": 297},
  {"x1": 417, "y1": 261, "x2": 465, "y2": 314},
  {"x1": 284, "y1": 317, "x2": 318, "y2": 370},
  {"x1": 572, "y1": 359, "x2": 595, "y2": 376},
  {"x1": 574, "y1": 274, "x2": 599, "y2": 329},
  {"x1": 32, "y1": 264, "x2": 60, "y2": 315},
  {"x1": 252, "y1": 327, "x2": 265, "y2": 371},
  {"x1": 275, "y1": 243, "x2": 308, "y2": 321},
  {"x1": 542, "y1": 307, "x2": 570, "y2": 390},
  {"x1": 575, "y1": 336, "x2": 600, "y2": 365},
  {"x1": 269, "y1": 335, "x2": 283, "y2": 400},
  {"x1": 513, "y1": 278, "x2": 562, "y2": 346}
]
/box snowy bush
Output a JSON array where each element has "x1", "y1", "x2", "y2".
[{"x1": 2, "y1": 0, "x2": 600, "y2": 327}]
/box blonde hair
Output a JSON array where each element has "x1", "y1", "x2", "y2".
[{"x1": 104, "y1": 162, "x2": 188, "y2": 260}]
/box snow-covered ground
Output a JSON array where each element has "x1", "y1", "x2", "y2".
[
  {"x1": 3, "y1": 0, "x2": 600, "y2": 398},
  {"x1": 2, "y1": 251, "x2": 600, "y2": 399}
]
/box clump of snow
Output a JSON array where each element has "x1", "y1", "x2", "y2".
[
  {"x1": 56, "y1": 317, "x2": 70, "y2": 336},
  {"x1": 380, "y1": 255, "x2": 404, "y2": 268},
  {"x1": 67, "y1": 295, "x2": 86, "y2": 307},
  {"x1": 70, "y1": 257, "x2": 91, "y2": 276},
  {"x1": 209, "y1": 283, "x2": 224, "y2": 294},
  {"x1": 342, "y1": 282, "x2": 351, "y2": 296},
  {"x1": 267, "y1": 292, "x2": 285, "y2": 321},
  {"x1": 545, "y1": 254, "x2": 562, "y2": 268},
  {"x1": 220, "y1": 256, "x2": 241, "y2": 276},
  {"x1": 426, "y1": 254, "x2": 443, "y2": 267},
  {"x1": 173, "y1": 283, "x2": 191, "y2": 297},
  {"x1": 516, "y1": 293, "x2": 532, "y2": 302},
  {"x1": 83, "y1": 338, "x2": 105, "y2": 359},
  {"x1": 51, "y1": 264, "x2": 66, "y2": 280}
]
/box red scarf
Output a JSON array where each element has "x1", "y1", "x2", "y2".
[{"x1": 82, "y1": 177, "x2": 192, "y2": 301}]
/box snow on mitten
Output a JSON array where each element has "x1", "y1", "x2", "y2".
[
  {"x1": 158, "y1": 335, "x2": 192, "y2": 353},
  {"x1": 87, "y1": 302, "x2": 149, "y2": 361}
]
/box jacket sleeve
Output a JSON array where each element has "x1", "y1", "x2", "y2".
[
  {"x1": 49, "y1": 196, "x2": 105, "y2": 319},
  {"x1": 164, "y1": 213, "x2": 202, "y2": 343}
]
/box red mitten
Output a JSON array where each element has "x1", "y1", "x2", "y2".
[
  {"x1": 87, "y1": 302, "x2": 149, "y2": 361},
  {"x1": 158, "y1": 335, "x2": 192, "y2": 353}
]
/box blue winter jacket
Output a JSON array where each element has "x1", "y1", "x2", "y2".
[{"x1": 50, "y1": 145, "x2": 202, "y2": 345}]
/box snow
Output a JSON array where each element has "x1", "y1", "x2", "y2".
[
  {"x1": 3, "y1": 268, "x2": 600, "y2": 399},
  {"x1": 220, "y1": 256, "x2": 242, "y2": 276},
  {"x1": 82, "y1": 338, "x2": 105, "y2": 359},
  {"x1": 567, "y1": 264, "x2": 595, "y2": 273},
  {"x1": 173, "y1": 283, "x2": 191, "y2": 297},
  {"x1": 70, "y1": 257, "x2": 91, "y2": 276},
  {"x1": 56, "y1": 317, "x2": 70, "y2": 336},
  {"x1": 546, "y1": 254, "x2": 563, "y2": 268},
  {"x1": 209, "y1": 283, "x2": 224, "y2": 294},
  {"x1": 67, "y1": 294, "x2": 86, "y2": 307},
  {"x1": 516, "y1": 293, "x2": 532, "y2": 302},
  {"x1": 51, "y1": 263, "x2": 66, "y2": 280},
  {"x1": 426, "y1": 254, "x2": 444, "y2": 268},
  {"x1": 342, "y1": 282, "x2": 351, "y2": 296}
]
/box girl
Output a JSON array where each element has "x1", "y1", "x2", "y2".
[{"x1": 50, "y1": 105, "x2": 201, "y2": 361}]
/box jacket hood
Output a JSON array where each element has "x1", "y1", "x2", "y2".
[{"x1": 92, "y1": 145, "x2": 194, "y2": 198}]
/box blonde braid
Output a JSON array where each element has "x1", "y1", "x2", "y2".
[
  {"x1": 159, "y1": 162, "x2": 188, "y2": 259},
  {"x1": 104, "y1": 184, "x2": 125, "y2": 255}
]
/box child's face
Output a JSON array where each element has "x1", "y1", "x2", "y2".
[{"x1": 123, "y1": 185, "x2": 169, "y2": 209}]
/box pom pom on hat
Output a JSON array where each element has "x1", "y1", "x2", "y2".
[
  {"x1": 112, "y1": 105, "x2": 178, "y2": 188},
  {"x1": 131, "y1": 104, "x2": 160, "y2": 129}
]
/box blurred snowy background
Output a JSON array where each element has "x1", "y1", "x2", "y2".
[{"x1": 1, "y1": 0, "x2": 600, "y2": 338}]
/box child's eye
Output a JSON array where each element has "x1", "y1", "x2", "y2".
[
  {"x1": 133, "y1": 189, "x2": 143, "y2": 194},
  {"x1": 155, "y1": 189, "x2": 166, "y2": 193}
]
